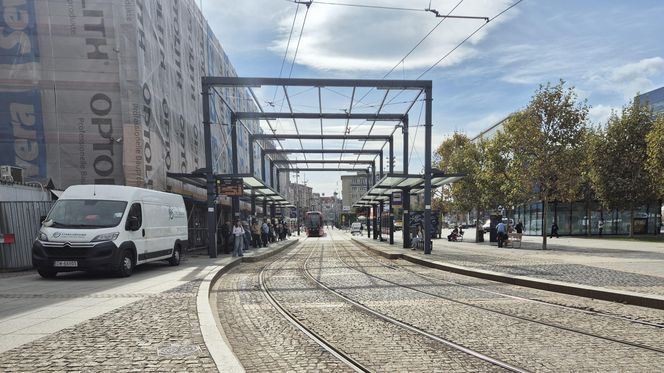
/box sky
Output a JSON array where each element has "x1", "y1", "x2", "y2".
[{"x1": 200, "y1": 0, "x2": 664, "y2": 198}]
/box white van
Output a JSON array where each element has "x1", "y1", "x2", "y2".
[
  {"x1": 32, "y1": 185, "x2": 188, "y2": 278},
  {"x1": 350, "y1": 222, "x2": 362, "y2": 235}
]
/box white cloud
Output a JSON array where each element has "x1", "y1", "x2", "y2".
[
  {"x1": 587, "y1": 104, "x2": 616, "y2": 126},
  {"x1": 587, "y1": 57, "x2": 664, "y2": 100},
  {"x1": 268, "y1": 0, "x2": 517, "y2": 74}
]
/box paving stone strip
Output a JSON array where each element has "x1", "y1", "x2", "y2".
[{"x1": 0, "y1": 281, "x2": 216, "y2": 372}]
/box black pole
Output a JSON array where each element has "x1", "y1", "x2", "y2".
[
  {"x1": 367, "y1": 207, "x2": 371, "y2": 238},
  {"x1": 389, "y1": 193, "x2": 394, "y2": 244},
  {"x1": 402, "y1": 116, "x2": 408, "y2": 175},
  {"x1": 389, "y1": 137, "x2": 394, "y2": 174},
  {"x1": 424, "y1": 86, "x2": 433, "y2": 254},
  {"x1": 261, "y1": 149, "x2": 266, "y2": 182},
  {"x1": 373, "y1": 204, "x2": 379, "y2": 240},
  {"x1": 379, "y1": 151, "x2": 384, "y2": 179},
  {"x1": 262, "y1": 200, "x2": 268, "y2": 219},
  {"x1": 372, "y1": 161, "x2": 376, "y2": 184},
  {"x1": 231, "y1": 114, "x2": 240, "y2": 221},
  {"x1": 379, "y1": 201, "x2": 384, "y2": 241},
  {"x1": 276, "y1": 169, "x2": 280, "y2": 192},
  {"x1": 403, "y1": 187, "x2": 411, "y2": 249},
  {"x1": 202, "y1": 84, "x2": 217, "y2": 258},
  {"x1": 249, "y1": 135, "x2": 255, "y2": 177}
]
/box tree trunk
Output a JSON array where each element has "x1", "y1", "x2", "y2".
[
  {"x1": 585, "y1": 198, "x2": 590, "y2": 237},
  {"x1": 542, "y1": 197, "x2": 548, "y2": 250},
  {"x1": 476, "y1": 206, "x2": 484, "y2": 242},
  {"x1": 658, "y1": 199, "x2": 663, "y2": 236}
]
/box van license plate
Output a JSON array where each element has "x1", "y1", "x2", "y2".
[{"x1": 54, "y1": 260, "x2": 78, "y2": 267}]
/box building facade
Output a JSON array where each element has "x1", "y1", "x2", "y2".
[{"x1": 341, "y1": 172, "x2": 369, "y2": 211}]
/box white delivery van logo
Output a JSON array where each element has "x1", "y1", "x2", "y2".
[
  {"x1": 53, "y1": 232, "x2": 61, "y2": 238},
  {"x1": 168, "y1": 207, "x2": 174, "y2": 220}
]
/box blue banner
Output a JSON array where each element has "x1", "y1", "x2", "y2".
[
  {"x1": 0, "y1": 0, "x2": 40, "y2": 65},
  {"x1": 0, "y1": 89, "x2": 46, "y2": 181}
]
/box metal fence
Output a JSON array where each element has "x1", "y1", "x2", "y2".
[{"x1": 0, "y1": 201, "x2": 54, "y2": 270}]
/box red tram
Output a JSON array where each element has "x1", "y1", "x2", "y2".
[{"x1": 304, "y1": 211, "x2": 324, "y2": 237}]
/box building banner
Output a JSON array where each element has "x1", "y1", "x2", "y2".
[{"x1": 0, "y1": 0, "x2": 269, "y2": 202}]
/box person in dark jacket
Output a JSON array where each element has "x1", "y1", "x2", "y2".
[{"x1": 550, "y1": 221, "x2": 559, "y2": 238}]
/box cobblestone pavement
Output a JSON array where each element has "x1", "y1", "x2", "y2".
[
  {"x1": 364, "y1": 233, "x2": 664, "y2": 295},
  {"x1": 0, "y1": 281, "x2": 216, "y2": 372},
  {"x1": 217, "y1": 238, "x2": 503, "y2": 372},
  {"x1": 214, "y1": 251, "x2": 353, "y2": 372},
  {"x1": 313, "y1": 232, "x2": 664, "y2": 372}
]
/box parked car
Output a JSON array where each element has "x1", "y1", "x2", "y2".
[
  {"x1": 482, "y1": 219, "x2": 491, "y2": 233},
  {"x1": 32, "y1": 185, "x2": 188, "y2": 278},
  {"x1": 350, "y1": 222, "x2": 363, "y2": 235}
]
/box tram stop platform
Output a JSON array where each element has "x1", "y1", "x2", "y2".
[{"x1": 349, "y1": 231, "x2": 664, "y2": 310}]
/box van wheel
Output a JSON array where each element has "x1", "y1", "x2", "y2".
[
  {"x1": 168, "y1": 246, "x2": 181, "y2": 266},
  {"x1": 38, "y1": 269, "x2": 58, "y2": 279},
  {"x1": 116, "y1": 249, "x2": 134, "y2": 277}
]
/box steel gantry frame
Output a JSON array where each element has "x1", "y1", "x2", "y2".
[{"x1": 200, "y1": 76, "x2": 435, "y2": 257}]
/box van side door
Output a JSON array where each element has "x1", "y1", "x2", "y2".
[{"x1": 125, "y1": 202, "x2": 147, "y2": 262}]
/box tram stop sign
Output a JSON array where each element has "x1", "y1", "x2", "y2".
[
  {"x1": 392, "y1": 191, "x2": 402, "y2": 206},
  {"x1": 216, "y1": 178, "x2": 243, "y2": 196}
]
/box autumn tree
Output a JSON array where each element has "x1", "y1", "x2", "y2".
[
  {"x1": 646, "y1": 114, "x2": 664, "y2": 234},
  {"x1": 591, "y1": 98, "x2": 659, "y2": 236},
  {"x1": 503, "y1": 81, "x2": 589, "y2": 249}
]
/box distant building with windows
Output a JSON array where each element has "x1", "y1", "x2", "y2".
[
  {"x1": 341, "y1": 172, "x2": 369, "y2": 211},
  {"x1": 638, "y1": 86, "x2": 664, "y2": 113}
]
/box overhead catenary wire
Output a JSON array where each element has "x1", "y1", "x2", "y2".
[
  {"x1": 351, "y1": 0, "x2": 466, "y2": 168},
  {"x1": 417, "y1": 0, "x2": 524, "y2": 79},
  {"x1": 270, "y1": 3, "x2": 301, "y2": 106}
]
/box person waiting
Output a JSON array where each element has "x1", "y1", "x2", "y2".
[
  {"x1": 496, "y1": 221, "x2": 507, "y2": 248},
  {"x1": 447, "y1": 226, "x2": 460, "y2": 241}
]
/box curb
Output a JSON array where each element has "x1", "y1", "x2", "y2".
[
  {"x1": 351, "y1": 238, "x2": 664, "y2": 310},
  {"x1": 197, "y1": 260, "x2": 245, "y2": 373},
  {"x1": 197, "y1": 239, "x2": 300, "y2": 372},
  {"x1": 242, "y1": 238, "x2": 300, "y2": 263}
]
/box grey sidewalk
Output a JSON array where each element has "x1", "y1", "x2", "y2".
[
  {"x1": 351, "y1": 230, "x2": 664, "y2": 306},
  {"x1": 0, "y1": 238, "x2": 298, "y2": 372}
]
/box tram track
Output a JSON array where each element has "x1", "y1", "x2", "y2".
[
  {"x1": 258, "y1": 238, "x2": 372, "y2": 373},
  {"x1": 300, "y1": 239, "x2": 530, "y2": 372},
  {"x1": 259, "y1": 236, "x2": 519, "y2": 372},
  {"x1": 330, "y1": 233, "x2": 664, "y2": 356}
]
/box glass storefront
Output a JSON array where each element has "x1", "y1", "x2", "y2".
[{"x1": 507, "y1": 200, "x2": 661, "y2": 236}]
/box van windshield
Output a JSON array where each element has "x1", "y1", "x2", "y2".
[{"x1": 47, "y1": 200, "x2": 128, "y2": 228}]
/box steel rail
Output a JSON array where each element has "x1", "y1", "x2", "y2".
[
  {"x1": 339, "y1": 236, "x2": 664, "y2": 355},
  {"x1": 258, "y1": 238, "x2": 373, "y2": 373},
  {"x1": 302, "y1": 235, "x2": 530, "y2": 373}
]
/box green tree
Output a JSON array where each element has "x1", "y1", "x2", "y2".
[
  {"x1": 436, "y1": 133, "x2": 483, "y2": 239},
  {"x1": 646, "y1": 114, "x2": 664, "y2": 199},
  {"x1": 503, "y1": 81, "x2": 589, "y2": 249},
  {"x1": 589, "y1": 97, "x2": 658, "y2": 236}
]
